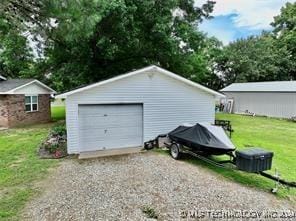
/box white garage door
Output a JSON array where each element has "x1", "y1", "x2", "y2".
[{"x1": 78, "y1": 104, "x2": 143, "y2": 152}]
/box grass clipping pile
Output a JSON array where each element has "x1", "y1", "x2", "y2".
[{"x1": 39, "y1": 124, "x2": 68, "y2": 159}]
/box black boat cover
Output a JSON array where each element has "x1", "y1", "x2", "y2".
[{"x1": 168, "y1": 123, "x2": 236, "y2": 155}]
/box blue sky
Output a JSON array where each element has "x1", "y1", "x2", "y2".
[{"x1": 195, "y1": 0, "x2": 293, "y2": 44}]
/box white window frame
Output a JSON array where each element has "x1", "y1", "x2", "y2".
[{"x1": 25, "y1": 95, "x2": 39, "y2": 112}]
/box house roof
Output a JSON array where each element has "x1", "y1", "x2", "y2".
[
  {"x1": 0, "y1": 79, "x2": 34, "y2": 92},
  {"x1": 0, "y1": 79, "x2": 56, "y2": 94},
  {"x1": 221, "y1": 81, "x2": 296, "y2": 92},
  {"x1": 56, "y1": 65, "x2": 224, "y2": 98}
]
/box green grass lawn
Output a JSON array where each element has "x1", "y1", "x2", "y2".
[
  {"x1": 163, "y1": 113, "x2": 296, "y2": 201},
  {"x1": 0, "y1": 108, "x2": 66, "y2": 220},
  {"x1": 0, "y1": 124, "x2": 58, "y2": 220},
  {"x1": 51, "y1": 106, "x2": 66, "y2": 121}
]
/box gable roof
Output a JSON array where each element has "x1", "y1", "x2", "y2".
[
  {"x1": 56, "y1": 65, "x2": 224, "y2": 98},
  {"x1": 0, "y1": 79, "x2": 56, "y2": 94},
  {"x1": 0, "y1": 79, "x2": 34, "y2": 92},
  {"x1": 221, "y1": 81, "x2": 296, "y2": 92}
]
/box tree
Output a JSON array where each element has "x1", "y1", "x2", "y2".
[
  {"x1": 0, "y1": 0, "x2": 48, "y2": 78},
  {"x1": 272, "y1": 2, "x2": 296, "y2": 79},
  {"x1": 0, "y1": 0, "x2": 47, "y2": 29},
  {"x1": 0, "y1": 30, "x2": 34, "y2": 78},
  {"x1": 214, "y1": 31, "x2": 294, "y2": 87},
  {"x1": 32, "y1": 0, "x2": 216, "y2": 91},
  {"x1": 173, "y1": 36, "x2": 223, "y2": 90},
  {"x1": 0, "y1": 13, "x2": 34, "y2": 78}
]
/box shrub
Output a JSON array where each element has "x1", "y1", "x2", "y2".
[
  {"x1": 40, "y1": 123, "x2": 68, "y2": 158},
  {"x1": 51, "y1": 124, "x2": 66, "y2": 137}
]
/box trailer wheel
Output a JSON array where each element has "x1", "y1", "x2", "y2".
[
  {"x1": 170, "y1": 143, "x2": 181, "y2": 159},
  {"x1": 144, "y1": 141, "x2": 154, "y2": 150}
]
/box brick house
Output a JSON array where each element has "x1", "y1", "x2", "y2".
[{"x1": 0, "y1": 75, "x2": 56, "y2": 127}]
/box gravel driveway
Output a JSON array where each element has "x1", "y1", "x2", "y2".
[{"x1": 23, "y1": 152, "x2": 295, "y2": 220}]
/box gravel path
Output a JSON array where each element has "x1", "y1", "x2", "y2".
[{"x1": 23, "y1": 152, "x2": 295, "y2": 220}]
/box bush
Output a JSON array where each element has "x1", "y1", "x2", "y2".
[
  {"x1": 47, "y1": 143, "x2": 59, "y2": 154},
  {"x1": 51, "y1": 124, "x2": 66, "y2": 137},
  {"x1": 39, "y1": 123, "x2": 67, "y2": 158}
]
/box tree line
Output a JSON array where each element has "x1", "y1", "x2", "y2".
[{"x1": 0, "y1": 1, "x2": 295, "y2": 92}]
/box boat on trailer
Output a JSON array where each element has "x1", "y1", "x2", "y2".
[
  {"x1": 144, "y1": 121, "x2": 296, "y2": 191},
  {"x1": 168, "y1": 123, "x2": 235, "y2": 155}
]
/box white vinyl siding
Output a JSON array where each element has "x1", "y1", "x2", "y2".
[
  {"x1": 224, "y1": 92, "x2": 296, "y2": 118},
  {"x1": 66, "y1": 70, "x2": 215, "y2": 154}
]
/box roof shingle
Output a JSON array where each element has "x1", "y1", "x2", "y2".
[{"x1": 0, "y1": 79, "x2": 35, "y2": 93}]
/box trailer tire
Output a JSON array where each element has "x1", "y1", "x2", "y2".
[
  {"x1": 170, "y1": 143, "x2": 181, "y2": 159},
  {"x1": 144, "y1": 141, "x2": 154, "y2": 150}
]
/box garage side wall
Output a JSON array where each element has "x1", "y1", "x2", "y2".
[
  {"x1": 224, "y1": 92, "x2": 296, "y2": 118},
  {"x1": 66, "y1": 71, "x2": 215, "y2": 154}
]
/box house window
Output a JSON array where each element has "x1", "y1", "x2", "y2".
[{"x1": 25, "y1": 95, "x2": 38, "y2": 112}]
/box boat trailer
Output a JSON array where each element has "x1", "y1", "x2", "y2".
[
  {"x1": 144, "y1": 121, "x2": 296, "y2": 192},
  {"x1": 179, "y1": 147, "x2": 296, "y2": 190}
]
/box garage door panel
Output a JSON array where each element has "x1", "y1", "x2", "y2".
[
  {"x1": 79, "y1": 112, "x2": 142, "y2": 118},
  {"x1": 80, "y1": 138, "x2": 142, "y2": 150},
  {"x1": 80, "y1": 134, "x2": 143, "y2": 143},
  {"x1": 78, "y1": 104, "x2": 143, "y2": 152},
  {"x1": 79, "y1": 127, "x2": 143, "y2": 139},
  {"x1": 80, "y1": 136, "x2": 143, "y2": 144},
  {"x1": 79, "y1": 115, "x2": 142, "y2": 129},
  {"x1": 79, "y1": 123, "x2": 143, "y2": 131},
  {"x1": 79, "y1": 105, "x2": 143, "y2": 115}
]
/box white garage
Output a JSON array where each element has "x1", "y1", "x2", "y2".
[{"x1": 57, "y1": 65, "x2": 223, "y2": 154}]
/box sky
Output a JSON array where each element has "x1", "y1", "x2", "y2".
[{"x1": 195, "y1": 0, "x2": 293, "y2": 44}]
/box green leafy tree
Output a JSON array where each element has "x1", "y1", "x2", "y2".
[
  {"x1": 214, "y1": 32, "x2": 293, "y2": 87},
  {"x1": 0, "y1": 0, "x2": 46, "y2": 29},
  {"x1": 0, "y1": 31, "x2": 34, "y2": 78},
  {"x1": 0, "y1": 15, "x2": 34, "y2": 78},
  {"x1": 0, "y1": 0, "x2": 47, "y2": 78},
  {"x1": 33, "y1": 0, "x2": 216, "y2": 91},
  {"x1": 272, "y1": 2, "x2": 296, "y2": 79},
  {"x1": 174, "y1": 36, "x2": 223, "y2": 90}
]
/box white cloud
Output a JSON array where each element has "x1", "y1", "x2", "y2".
[{"x1": 196, "y1": 0, "x2": 293, "y2": 29}]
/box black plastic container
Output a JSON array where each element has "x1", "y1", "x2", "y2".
[{"x1": 235, "y1": 148, "x2": 273, "y2": 173}]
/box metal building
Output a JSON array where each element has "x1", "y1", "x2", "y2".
[{"x1": 220, "y1": 81, "x2": 296, "y2": 118}]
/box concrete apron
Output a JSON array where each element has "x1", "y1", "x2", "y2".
[{"x1": 78, "y1": 146, "x2": 145, "y2": 159}]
